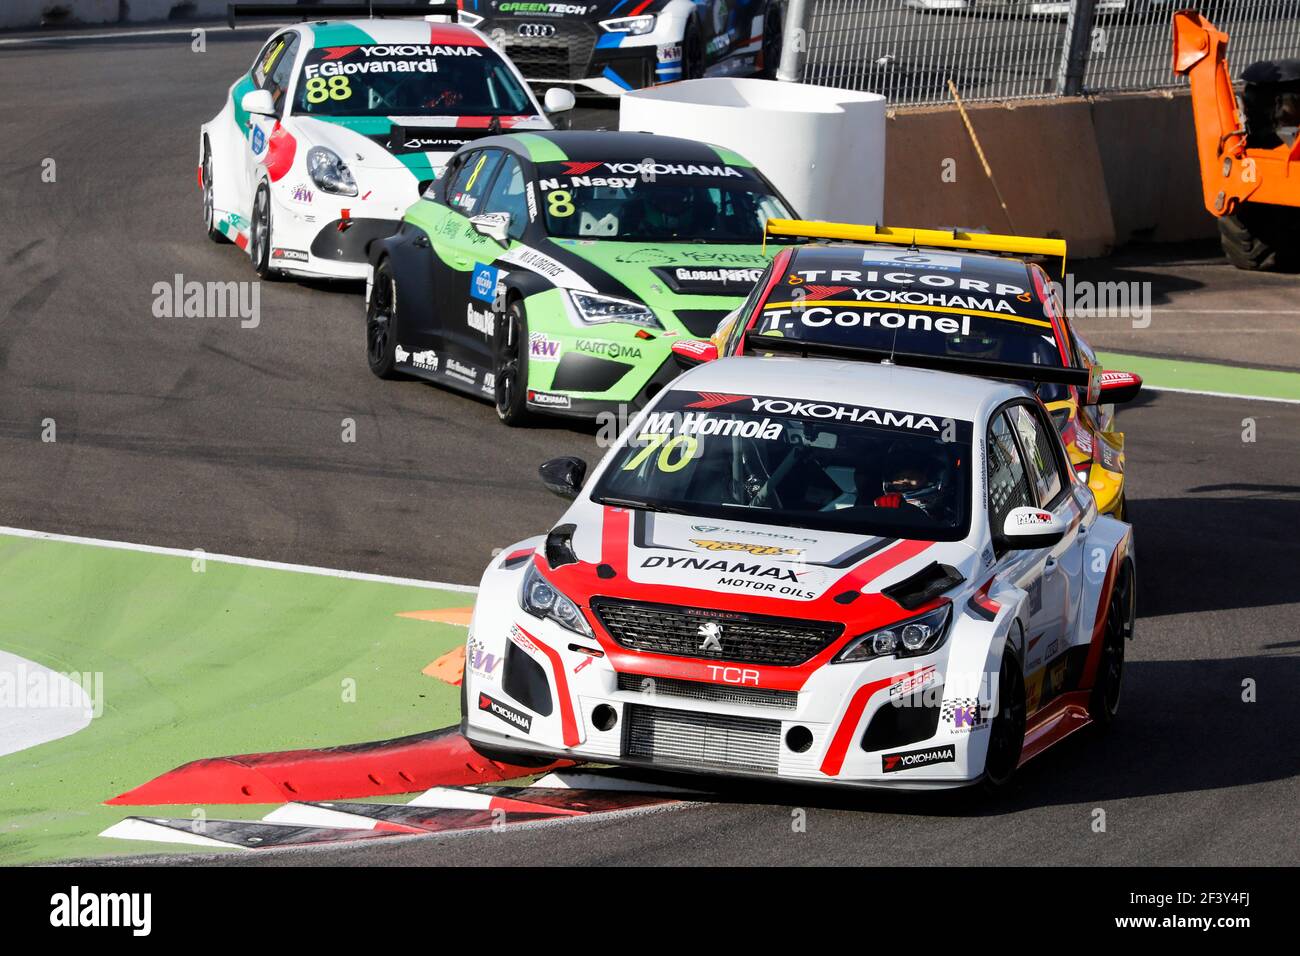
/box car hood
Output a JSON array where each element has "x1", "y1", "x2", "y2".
[
  {"x1": 292, "y1": 113, "x2": 550, "y2": 173},
  {"x1": 544, "y1": 238, "x2": 781, "y2": 334},
  {"x1": 547, "y1": 502, "x2": 978, "y2": 611}
]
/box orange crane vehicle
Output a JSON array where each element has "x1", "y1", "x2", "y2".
[{"x1": 1173, "y1": 11, "x2": 1300, "y2": 271}]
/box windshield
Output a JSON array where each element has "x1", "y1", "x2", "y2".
[
  {"x1": 536, "y1": 161, "x2": 791, "y2": 243},
  {"x1": 592, "y1": 389, "x2": 973, "y2": 541},
  {"x1": 751, "y1": 251, "x2": 1072, "y2": 402},
  {"x1": 295, "y1": 44, "x2": 532, "y2": 117}
]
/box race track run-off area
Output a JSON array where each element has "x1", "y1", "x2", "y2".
[{"x1": 0, "y1": 25, "x2": 1298, "y2": 867}]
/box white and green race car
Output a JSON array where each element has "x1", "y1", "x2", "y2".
[
  {"x1": 364, "y1": 129, "x2": 795, "y2": 424},
  {"x1": 199, "y1": 10, "x2": 572, "y2": 280}
]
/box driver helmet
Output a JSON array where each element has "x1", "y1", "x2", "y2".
[
  {"x1": 946, "y1": 326, "x2": 1000, "y2": 360},
  {"x1": 879, "y1": 445, "x2": 953, "y2": 516},
  {"x1": 647, "y1": 186, "x2": 692, "y2": 220}
]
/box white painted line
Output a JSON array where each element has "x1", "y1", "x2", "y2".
[
  {"x1": 1083, "y1": 327, "x2": 1297, "y2": 333},
  {"x1": 532, "y1": 770, "x2": 705, "y2": 794},
  {"x1": 262, "y1": 802, "x2": 380, "y2": 830},
  {"x1": 0, "y1": 651, "x2": 94, "y2": 758},
  {"x1": 1147, "y1": 309, "x2": 1300, "y2": 315},
  {"x1": 99, "y1": 818, "x2": 243, "y2": 850},
  {"x1": 1144, "y1": 385, "x2": 1300, "y2": 406},
  {"x1": 0, "y1": 526, "x2": 478, "y2": 593},
  {"x1": 406, "y1": 787, "x2": 494, "y2": 809},
  {"x1": 0, "y1": 24, "x2": 279, "y2": 46}
]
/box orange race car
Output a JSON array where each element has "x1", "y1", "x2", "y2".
[{"x1": 671, "y1": 220, "x2": 1142, "y2": 518}]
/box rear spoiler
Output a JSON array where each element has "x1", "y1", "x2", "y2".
[
  {"x1": 747, "y1": 334, "x2": 1091, "y2": 388},
  {"x1": 227, "y1": 4, "x2": 460, "y2": 29},
  {"x1": 763, "y1": 218, "x2": 1068, "y2": 278}
]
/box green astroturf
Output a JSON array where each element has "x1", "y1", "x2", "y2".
[{"x1": 0, "y1": 533, "x2": 471, "y2": 864}]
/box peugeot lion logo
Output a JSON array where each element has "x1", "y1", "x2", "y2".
[
  {"x1": 518, "y1": 23, "x2": 557, "y2": 38},
  {"x1": 697, "y1": 622, "x2": 723, "y2": 653}
]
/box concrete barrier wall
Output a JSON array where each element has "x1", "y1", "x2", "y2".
[
  {"x1": 1089, "y1": 91, "x2": 1211, "y2": 245},
  {"x1": 883, "y1": 90, "x2": 1215, "y2": 258}
]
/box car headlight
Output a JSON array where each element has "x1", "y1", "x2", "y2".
[
  {"x1": 835, "y1": 604, "x2": 952, "y2": 663},
  {"x1": 600, "y1": 14, "x2": 656, "y2": 35},
  {"x1": 569, "y1": 291, "x2": 662, "y2": 329},
  {"x1": 307, "y1": 146, "x2": 358, "y2": 197},
  {"x1": 520, "y1": 562, "x2": 593, "y2": 637}
]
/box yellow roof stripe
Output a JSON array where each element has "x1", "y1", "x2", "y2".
[
  {"x1": 761, "y1": 300, "x2": 1054, "y2": 329},
  {"x1": 762, "y1": 219, "x2": 1068, "y2": 277}
]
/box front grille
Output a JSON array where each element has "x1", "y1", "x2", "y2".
[
  {"x1": 617, "y1": 673, "x2": 798, "y2": 711},
  {"x1": 673, "y1": 309, "x2": 731, "y2": 337},
  {"x1": 625, "y1": 704, "x2": 781, "y2": 774},
  {"x1": 591, "y1": 597, "x2": 843, "y2": 666},
  {"x1": 496, "y1": 22, "x2": 597, "y2": 81}
]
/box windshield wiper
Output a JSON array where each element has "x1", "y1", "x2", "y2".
[{"x1": 594, "y1": 496, "x2": 685, "y2": 514}]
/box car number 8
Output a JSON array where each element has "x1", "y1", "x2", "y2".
[{"x1": 547, "y1": 190, "x2": 575, "y2": 218}]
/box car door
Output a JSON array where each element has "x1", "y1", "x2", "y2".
[
  {"x1": 462, "y1": 153, "x2": 530, "y2": 370},
  {"x1": 985, "y1": 408, "x2": 1059, "y2": 712},
  {"x1": 1007, "y1": 400, "x2": 1085, "y2": 662},
  {"x1": 243, "y1": 31, "x2": 299, "y2": 208},
  {"x1": 435, "y1": 148, "x2": 508, "y2": 377}
]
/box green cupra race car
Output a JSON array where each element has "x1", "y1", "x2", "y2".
[{"x1": 364, "y1": 129, "x2": 794, "y2": 424}]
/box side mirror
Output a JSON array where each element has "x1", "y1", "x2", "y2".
[
  {"x1": 470, "y1": 212, "x2": 511, "y2": 245},
  {"x1": 1099, "y1": 369, "x2": 1143, "y2": 405},
  {"x1": 997, "y1": 507, "x2": 1067, "y2": 552},
  {"x1": 241, "y1": 89, "x2": 276, "y2": 117},
  {"x1": 539, "y1": 456, "x2": 587, "y2": 500},
  {"x1": 671, "y1": 338, "x2": 719, "y2": 369},
  {"x1": 543, "y1": 87, "x2": 576, "y2": 114}
]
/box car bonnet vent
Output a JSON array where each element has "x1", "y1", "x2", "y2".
[
  {"x1": 545, "y1": 523, "x2": 579, "y2": 569},
  {"x1": 881, "y1": 562, "x2": 965, "y2": 611}
]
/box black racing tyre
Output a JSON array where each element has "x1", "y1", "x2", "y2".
[
  {"x1": 250, "y1": 182, "x2": 276, "y2": 279},
  {"x1": 982, "y1": 645, "x2": 1027, "y2": 792},
  {"x1": 759, "y1": 1, "x2": 785, "y2": 79},
  {"x1": 365, "y1": 258, "x2": 405, "y2": 380},
  {"x1": 1089, "y1": 559, "x2": 1135, "y2": 727},
  {"x1": 493, "y1": 298, "x2": 531, "y2": 427},
  {"x1": 1217, "y1": 204, "x2": 1300, "y2": 272},
  {"x1": 201, "y1": 141, "x2": 228, "y2": 244},
  {"x1": 682, "y1": 20, "x2": 705, "y2": 80}
]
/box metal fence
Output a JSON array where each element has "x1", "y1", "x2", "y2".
[{"x1": 796, "y1": 0, "x2": 1300, "y2": 106}]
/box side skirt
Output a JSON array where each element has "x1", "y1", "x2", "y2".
[{"x1": 1018, "y1": 690, "x2": 1092, "y2": 767}]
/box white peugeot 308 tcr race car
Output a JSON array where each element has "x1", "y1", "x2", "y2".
[
  {"x1": 461, "y1": 354, "x2": 1136, "y2": 790},
  {"x1": 199, "y1": 13, "x2": 570, "y2": 280}
]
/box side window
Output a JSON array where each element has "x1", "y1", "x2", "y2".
[
  {"x1": 727, "y1": 263, "x2": 772, "y2": 355},
  {"x1": 253, "y1": 35, "x2": 289, "y2": 88},
  {"x1": 444, "y1": 151, "x2": 481, "y2": 210},
  {"x1": 987, "y1": 412, "x2": 1035, "y2": 533},
  {"x1": 264, "y1": 34, "x2": 299, "y2": 116},
  {"x1": 1008, "y1": 404, "x2": 1065, "y2": 506},
  {"x1": 481, "y1": 156, "x2": 528, "y2": 240},
  {"x1": 448, "y1": 150, "x2": 504, "y2": 215},
  {"x1": 1075, "y1": 329, "x2": 1098, "y2": 368}
]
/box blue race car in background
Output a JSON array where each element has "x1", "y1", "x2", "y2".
[{"x1": 447, "y1": 0, "x2": 787, "y2": 94}]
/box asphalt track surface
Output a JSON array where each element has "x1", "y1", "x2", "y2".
[{"x1": 2, "y1": 26, "x2": 1298, "y2": 866}]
